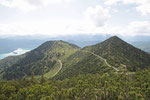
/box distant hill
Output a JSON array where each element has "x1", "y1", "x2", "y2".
[
  {"x1": 132, "y1": 41, "x2": 150, "y2": 53},
  {"x1": 0, "y1": 35, "x2": 110, "y2": 53},
  {"x1": 1, "y1": 35, "x2": 150, "y2": 54},
  {"x1": 0, "y1": 38, "x2": 46, "y2": 54}
]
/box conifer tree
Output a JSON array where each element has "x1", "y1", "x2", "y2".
[
  {"x1": 30, "y1": 72, "x2": 37, "y2": 84},
  {"x1": 40, "y1": 74, "x2": 46, "y2": 84}
]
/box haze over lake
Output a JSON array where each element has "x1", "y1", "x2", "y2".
[{"x1": 0, "y1": 48, "x2": 31, "y2": 60}]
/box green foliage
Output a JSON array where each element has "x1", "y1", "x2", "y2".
[
  {"x1": 40, "y1": 74, "x2": 47, "y2": 84},
  {"x1": 0, "y1": 69, "x2": 150, "y2": 100}
]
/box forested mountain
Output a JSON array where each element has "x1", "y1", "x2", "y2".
[
  {"x1": 1, "y1": 40, "x2": 79, "y2": 80},
  {"x1": 0, "y1": 55, "x2": 26, "y2": 80},
  {"x1": 84, "y1": 36, "x2": 150, "y2": 71}
]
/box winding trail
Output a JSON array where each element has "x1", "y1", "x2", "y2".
[
  {"x1": 52, "y1": 60, "x2": 62, "y2": 77},
  {"x1": 52, "y1": 50, "x2": 119, "y2": 77},
  {"x1": 82, "y1": 50, "x2": 119, "y2": 72}
]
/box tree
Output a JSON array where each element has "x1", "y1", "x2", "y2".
[
  {"x1": 30, "y1": 72, "x2": 37, "y2": 84},
  {"x1": 40, "y1": 74, "x2": 46, "y2": 84}
]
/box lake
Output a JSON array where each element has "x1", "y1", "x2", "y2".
[{"x1": 0, "y1": 48, "x2": 32, "y2": 60}]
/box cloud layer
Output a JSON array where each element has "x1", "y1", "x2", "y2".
[
  {"x1": 127, "y1": 21, "x2": 150, "y2": 36},
  {"x1": 0, "y1": 0, "x2": 150, "y2": 37},
  {"x1": 0, "y1": 0, "x2": 74, "y2": 12}
]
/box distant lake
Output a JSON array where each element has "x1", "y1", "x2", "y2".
[{"x1": 0, "y1": 48, "x2": 32, "y2": 60}]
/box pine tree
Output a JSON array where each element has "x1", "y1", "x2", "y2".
[
  {"x1": 40, "y1": 74, "x2": 46, "y2": 84},
  {"x1": 30, "y1": 72, "x2": 37, "y2": 84}
]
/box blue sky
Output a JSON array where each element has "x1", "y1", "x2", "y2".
[{"x1": 0, "y1": 0, "x2": 150, "y2": 37}]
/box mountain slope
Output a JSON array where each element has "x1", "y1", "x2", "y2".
[
  {"x1": 54, "y1": 50, "x2": 113, "y2": 80},
  {"x1": 83, "y1": 36, "x2": 150, "y2": 71},
  {"x1": 2, "y1": 40, "x2": 79, "y2": 80},
  {"x1": 0, "y1": 55, "x2": 26, "y2": 80}
]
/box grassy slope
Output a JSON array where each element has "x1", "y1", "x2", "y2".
[
  {"x1": 54, "y1": 50, "x2": 113, "y2": 80},
  {"x1": 42, "y1": 41, "x2": 79, "y2": 79},
  {"x1": 35, "y1": 49, "x2": 78, "y2": 80}
]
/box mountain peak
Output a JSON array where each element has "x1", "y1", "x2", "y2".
[
  {"x1": 94, "y1": 36, "x2": 126, "y2": 48},
  {"x1": 106, "y1": 36, "x2": 123, "y2": 42},
  {"x1": 84, "y1": 36, "x2": 150, "y2": 72},
  {"x1": 109, "y1": 36, "x2": 120, "y2": 39}
]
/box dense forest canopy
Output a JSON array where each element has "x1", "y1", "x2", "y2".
[{"x1": 0, "y1": 69, "x2": 150, "y2": 100}]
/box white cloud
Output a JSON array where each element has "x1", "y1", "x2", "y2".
[
  {"x1": 127, "y1": 21, "x2": 150, "y2": 36},
  {"x1": 1, "y1": 20, "x2": 150, "y2": 37},
  {"x1": 105, "y1": 0, "x2": 121, "y2": 5},
  {"x1": 104, "y1": 21, "x2": 150, "y2": 36},
  {"x1": 105, "y1": 0, "x2": 150, "y2": 16},
  {"x1": 0, "y1": 19, "x2": 87, "y2": 37},
  {"x1": 84, "y1": 5, "x2": 110, "y2": 27},
  {"x1": 0, "y1": 0, "x2": 74, "y2": 12},
  {"x1": 0, "y1": 0, "x2": 37, "y2": 12},
  {"x1": 136, "y1": 4, "x2": 150, "y2": 16}
]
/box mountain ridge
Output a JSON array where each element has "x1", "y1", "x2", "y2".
[
  {"x1": 54, "y1": 36, "x2": 150, "y2": 80},
  {"x1": 0, "y1": 36, "x2": 150, "y2": 80}
]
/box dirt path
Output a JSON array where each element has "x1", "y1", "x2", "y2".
[
  {"x1": 82, "y1": 50, "x2": 119, "y2": 72},
  {"x1": 52, "y1": 60, "x2": 62, "y2": 77}
]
